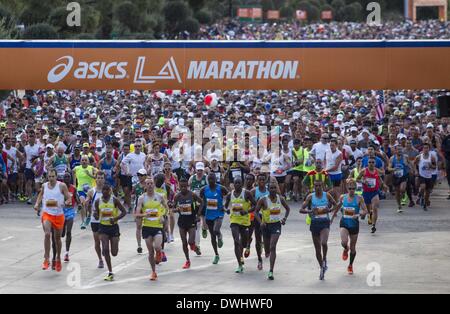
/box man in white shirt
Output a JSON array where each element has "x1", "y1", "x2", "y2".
[
  {"x1": 24, "y1": 131, "x2": 41, "y2": 204},
  {"x1": 120, "y1": 141, "x2": 146, "y2": 212},
  {"x1": 4, "y1": 136, "x2": 23, "y2": 200},
  {"x1": 310, "y1": 133, "x2": 331, "y2": 163}
]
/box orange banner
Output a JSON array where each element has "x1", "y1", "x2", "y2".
[{"x1": 0, "y1": 41, "x2": 449, "y2": 90}]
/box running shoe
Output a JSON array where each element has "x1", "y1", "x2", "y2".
[
  {"x1": 319, "y1": 267, "x2": 325, "y2": 281},
  {"x1": 55, "y1": 260, "x2": 62, "y2": 272},
  {"x1": 64, "y1": 253, "x2": 70, "y2": 263},
  {"x1": 182, "y1": 260, "x2": 191, "y2": 269},
  {"x1": 401, "y1": 194, "x2": 408, "y2": 206},
  {"x1": 371, "y1": 225, "x2": 377, "y2": 234},
  {"x1": 347, "y1": 265, "x2": 354, "y2": 275},
  {"x1": 218, "y1": 236, "x2": 224, "y2": 249},
  {"x1": 161, "y1": 251, "x2": 167, "y2": 262},
  {"x1": 137, "y1": 247, "x2": 143, "y2": 254},
  {"x1": 150, "y1": 272, "x2": 157, "y2": 281},
  {"x1": 85, "y1": 217, "x2": 91, "y2": 226},
  {"x1": 27, "y1": 199, "x2": 32, "y2": 205},
  {"x1": 244, "y1": 248, "x2": 251, "y2": 258},
  {"x1": 42, "y1": 259, "x2": 50, "y2": 270},
  {"x1": 268, "y1": 271, "x2": 274, "y2": 280},
  {"x1": 51, "y1": 260, "x2": 56, "y2": 270},
  {"x1": 323, "y1": 260, "x2": 328, "y2": 273},
  {"x1": 80, "y1": 222, "x2": 86, "y2": 230},
  {"x1": 169, "y1": 234, "x2": 174, "y2": 243},
  {"x1": 202, "y1": 229, "x2": 208, "y2": 239},
  {"x1": 155, "y1": 251, "x2": 162, "y2": 264},
  {"x1": 397, "y1": 206, "x2": 403, "y2": 214},
  {"x1": 257, "y1": 260, "x2": 263, "y2": 271},
  {"x1": 212, "y1": 255, "x2": 220, "y2": 265},
  {"x1": 194, "y1": 245, "x2": 202, "y2": 256},
  {"x1": 235, "y1": 265, "x2": 244, "y2": 274},
  {"x1": 98, "y1": 260, "x2": 104, "y2": 269},
  {"x1": 104, "y1": 273, "x2": 114, "y2": 281},
  {"x1": 342, "y1": 249, "x2": 349, "y2": 261}
]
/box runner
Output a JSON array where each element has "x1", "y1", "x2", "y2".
[
  {"x1": 388, "y1": 145, "x2": 414, "y2": 213},
  {"x1": 93, "y1": 183, "x2": 127, "y2": 281},
  {"x1": 84, "y1": 171, "x2": 106, "y2": 268},
  {"x1": 73, "y1": 155, "x2": 97, "y2": 229},
  {"x1": 49, "y1": 146, "x2": 69, "y2": 181},
  {"x1": 249, "y1": 173, "x2": 270, "y2": 270},
  {"x1": 199, "y1": 172, "x2": 229, "y2": 264},
  {"x1": 356, "y1": 156, "x2": 388, "y2": 233},
  {"x1": 163, "y1": 161, "x2": 179, "y2": 243},
  {"x1": 33, "y1": 169, "x2": 72, "y2": 272},
  {"x1": 415, "y1": 142, "x2": 437, "y2": 211},
  {"x1": 132, "y1": 168, "x2": 147, "y2": 254},
  {"x1": 62, "y1": 172, "x2": 79, "y2": 262},
  {"x1": 325, "y1": 139, "x2": 343, "y2": 201},
  {"x1": 224, "y1": 176, "x2": 256, "y2": 273},
  {"x1": 331, "y1": 179, "x2": 368, "y2": 275},
  {"x1": 300, "y1": 179, "x2": 337, "y2": 280},
  {"x1": 135, "y1": 177, "x2": 169, "y2": 281},
  {"x1": 188, "y1": 162, "x2": 208, "y2": 255},
  {"x1": 254, "y1": 182, "x2": 290, "y2": 280},
  {"x1": 173, "y1": 177, "x2": 203, "y2": 269}
]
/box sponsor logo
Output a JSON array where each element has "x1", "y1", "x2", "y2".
[
  {"x1": 48, "y1": 56, "x2": 128, "y2": 83},
  {"x1": 134, "y1": 56, "x2": 182, "y2": 84}
]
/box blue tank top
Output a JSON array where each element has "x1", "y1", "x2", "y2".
[
  {"x1": 255, "y1": 186, "x2": 269, "y2": 201},
  {"x1": 392, "y1": 155, "x2": 408, "y2": 178},
  {"x1": 204, "y1": 185, "x2": 224, "y2": 221},
  {"x1": 311, "y1": 192, "x2": 329, "y2": 222},
  {"x1": 70, "y1": 155, "x2": 81, "y2": 170},
  {"x1": 341, "y1": 195, "x2": 360, "y2": 228},
  {"x1": 101, "y1": 158, "x2": 116, "y2": 185}
]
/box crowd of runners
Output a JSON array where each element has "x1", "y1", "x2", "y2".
[{"x1": 0, "y1": 19, "x2": 449, "y2": 282}]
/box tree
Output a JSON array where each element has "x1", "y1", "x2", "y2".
[
  {"x1": 280, "y1": 5, "x2": 294, "y2": 19},
  {"x1": 163, "y1": 1, "x2": 191, "y2": 24},
  {"x1": 116, "y1": 1, "x2": 141, "y2": 32},
  {"x1": 96, "y1": 0, "x2": 113, "y2": 39},
  {"x1": 22, "y1": 23, "x2": 58, "y2": 39},
  {"x1": 177, "y1": 17, "x2": 200, "y2": 34},
  {"x1": 188, "y1": 0, "x2": 206, "y2": 12},
  {"x1": 0, "y1": 17, "x2": 18, "y2": 39},
  {"x1": 195, "y1": 10, "x2": 212, "y2": 24}
]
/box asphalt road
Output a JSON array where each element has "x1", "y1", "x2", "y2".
[{"x1": 1, "y1": 186, "x2": 449, "y2": 294}]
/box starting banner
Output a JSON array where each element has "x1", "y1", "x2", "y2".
[{"x1": 0, "y1": 40, "x2": 449, "y2": 90}]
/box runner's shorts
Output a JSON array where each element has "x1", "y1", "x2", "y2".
[{"x1": 42, "y1": 212, "x2": 65, "y2": 230}]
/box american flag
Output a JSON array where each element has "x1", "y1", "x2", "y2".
[{"x1": 375, "y1": 90, "x2": 385, "y2": 121}]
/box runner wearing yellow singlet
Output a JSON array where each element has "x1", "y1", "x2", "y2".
[
  {"x1": 135, "y1": 178, "x2": 169, "y2": 281},
  {"x1": 94, "y1": 183, "x2": 127, "y2": 281},
  {"x1": 73, "y1": 155, "x2": 97, "y2": 229}
]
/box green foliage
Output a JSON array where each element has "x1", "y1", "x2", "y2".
[
  {"x1": 195, "y1": 10, "x2": 212, "y2": 24},
  {"x1": 280, "y1": 5, "x2": 294, "y2": 19},
  {"x1": 115, "y1": 1, "x2": 141, "y2": 32},
  {"x1": 177, "y1": 17, "x2": 200, "y2": 34},
  {"x1": 22, "y1": 23, "x2": 58, "y2": 39}
]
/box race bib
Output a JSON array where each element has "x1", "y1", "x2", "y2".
[
  {"x1": 315, "y1": 206, "x2": 328, "y2": 219},
  {"x1": 82, "y1": 184, "x2": 91, "y2": 192},
  {"x1": 231, "y1": 170, "x2": 241, "y2": 180},
  {"x1": 179, "y1": 204, "x2": 192, "y2": 216},
  {"x1": 101, "y1": 208, "x2": 113, "y2": 222},
  {"x1": 144, "y1": 208, "x2": 159, "y2": 221},
  {"x1": 394, "y1": 167, "x2": 404, "y2": 178},
  {"x1": 231, "y1": 203, "x2": 244, "y2": 215},
  {"x1": 343, "y1": 207, "x2": 356, "y2": 219},
  {"x1": 215, "y1": 172, "x2": 221, "y2": 182},
  {"x1": 269, "y1": 207, "x2": 281, "y2": 222},
  {"x1": 45, "y1": 199, "x2": 58, "y2": 208},
  {"x1": 366, "y1": 178, "x2": 376, "y2": 188},
  {"x1": 206, "y1": 198, "x2": 218, "y2": 211}
]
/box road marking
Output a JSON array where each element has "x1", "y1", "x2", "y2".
[
  {"x1": 1, "y1": 236, "x2": 14, "y2": 242},
  {"x1": 80, "y1": 247, "x2": 300, "y2": 290}
]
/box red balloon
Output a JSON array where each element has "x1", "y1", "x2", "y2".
[
  {"x1": 205, "y1": 94, "x2": 213, "y2": 105},
  {"x1": 165, "y1": 90, "x2": 173, "y2": 95}
]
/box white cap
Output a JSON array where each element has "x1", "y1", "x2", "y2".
[
  {"x1": 187, "y1": 112, "x2": 194, "y2": 118},
  {"x1": 137, "y1": 169, "x2": 147, "y2": 176},
  {"x1": 196, "y1": 162, "x2": 205, "y2": 171},
  {"x1": 361, "y1": 129, "x2": 370, "y2": 134},
  {"x1": 46, "y1": 144, "x2": 54, "y2": 149},
  {"x1": 115, "y1": 132, "x2": 121, "y2": 139},
  {"x1": 426, "y1": 123, "x2": 434, "y2": 129},
  {"x1": 350, "y1": 126, "x2": 358, "y2": 132},
  {"x1": 397, "y1": 133, "x2": 407, "y2": 140},
  {"x1": 75, "y1": 131, "x2": 82, "y2": 136},
  {"x1": 336, "y1": 114, "x2": 344, "y2": 121},
  {"x1": 178, "y1": 118, "x2": 185, "y2": 126}
]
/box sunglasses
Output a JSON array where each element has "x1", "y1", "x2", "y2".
[
  {"x1": 368, "y1": 161, "x2": 375, "y2": 164},
  {"x1": 348, "y1": 187, "x2": 356, "y2": 190}
]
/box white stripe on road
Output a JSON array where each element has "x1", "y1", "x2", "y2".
[{"x1": 1, "y1": 236, "x2": 14, "y2": 242}]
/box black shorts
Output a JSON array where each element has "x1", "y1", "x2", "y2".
[
  {"x1": 98, "y1": 224, "x2": 120, "y2": 238},
  {"x1": 262, "y1": 221, "x2": 282, "y2": 237},
  {"x1": 419, "y1": 176, "x2": 434, "y2": 190},
  {"x1": 310, "y1": 220, "x2": 330, "y2": 236},
  {"x1": 24, "y1": 168, "x2": 35, "y2": 181},
  {"x1": 230, "y1": 223, "x2": 250, "y2": 233},
  {"x1": 142, "y1": 226, "x2": 163, "y2": 239},
  {"x1": 287, "y1": 170, "x2": 303, "y2": 178},
  {"x1": 120, "y1": 175, "x2": 132, "y2": 189},
  {"x1": 275, "y1": 176, "x2": 286, "y2": 184},
  {"x1": 340, "y1": 220, "x2": 360, "y2": 235},
  {"x1": 7, "y1": 173, "x2": 18, "y2": 184},
  {"x1": 178, "y1": 217, "x2": 196, "y2": 230},
  {"x1": 393, "y1": 175, "x2": 408, "y2": 186},
  {"x1": 91, "y1": 222, "x2": 100, "y2": 233}
]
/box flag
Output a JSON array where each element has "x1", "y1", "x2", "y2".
[{"x1": 376, "y1": 90, "x2": 385, "y2": 122}]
